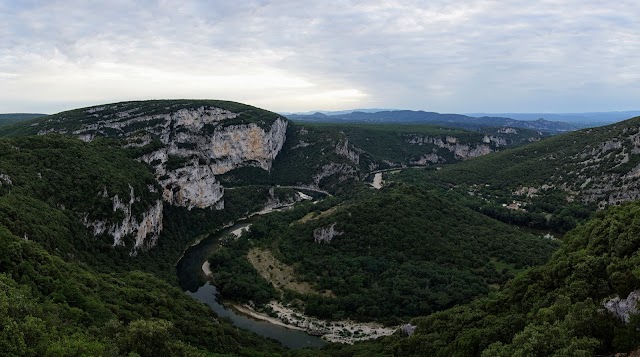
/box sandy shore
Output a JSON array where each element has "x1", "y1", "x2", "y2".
[
  {"x1": 228, "y1": 300, "x2": 395, "y2": 344},
  {"x1": 229, "y1": 303, "x2": 307, "y2": 331}
]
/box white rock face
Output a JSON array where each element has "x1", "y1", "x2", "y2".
[
  {"x1": 313, "y1": 223, "x2": 343, "y2": 244},
  {"x1": 482, "y1": 135, "x2": 509, "y2": 146},
  {"x1": 604, "y1": 290, "x2": 640, "y2": 323},
  {"x1": 335, "y1": 139, "x2": 362, "y2": 165},
  {"x1": 407, "y1": 136, "x2": 494, "y2": 159},
  {"x1": 160, "y1": 164, "x2": 224, "y2": 210},
  {"x1": 83, "y1": 185, "x2": 164, "y2": 254},
  {"x1": 53, "y1": 105, "x2": 287, "y2": 211},
  {"x1": 0, "y1": 173, "x2": 12, "y2": 186},
  {"x1": 313, "y1": 163, "x2": 357, "y2": 187},
  {"x1": 42, "y1": 104, "x2": 288, "y2": 249}
]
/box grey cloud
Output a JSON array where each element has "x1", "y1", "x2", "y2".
[{"x1": 1, "y1": 0, "x2": 640, "y2": 113}]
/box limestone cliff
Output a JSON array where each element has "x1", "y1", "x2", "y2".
[
  {"x1": 32, "y1": 101, "x2": 288, "y2": 250},
  {"x1": 407, "y1": 135, "x2": 494, "y2": 160},
  {"x1": 604, "y1": 290, "x2": 640, "y2": 323},
  {"x1": 83, "y1": 185, "x2": 163, "y2": 254}
]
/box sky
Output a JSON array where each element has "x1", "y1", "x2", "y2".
[{"x1": 1, "y1": 0, "x2": 640, "y2": 114}]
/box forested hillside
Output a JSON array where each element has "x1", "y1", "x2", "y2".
[
  {"x1": 218, "y1": 122, "x2": 542, "y2": 191},
  {"x1": 209, "y1": 184, "x2": 558, "y2": 324},
  {"x1": 0, "y1": 134, "x2": 290, "y2": 356},
  {"x1": 321, "y1": 200, "x2": 640, "y2": 356},
  {"x1": 434, "y1": 116, "x2": 640, "y2": 208}
]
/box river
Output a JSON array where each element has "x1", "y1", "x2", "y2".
[{"x1": 176, "y1": 213, "x2": 327, "y2": 349}]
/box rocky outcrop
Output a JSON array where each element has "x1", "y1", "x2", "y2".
[
  {"x1": 83, "y1": 185, "x2": 164, "y2": 254},
  {"x1": 410, "y1": 153, "x2": 442, "y2": 165},
  {"x1": 604, "y1": 290, "x2": 640, "y2": 323},
  {"x1": 313, "y1": 223, "x2": 343, "y2": 244},
  {"x1": 483, "y1": 135, "x2": 509, "y2": 146},
  {"x1": 47, "y1": 105, "x2": 287, "y2": 211},
  {"x1": 407, "y1": 135, "x2": 494, "y2": 159},
  {"x1": 399, "y1": 324, "x2": 417, "y2": 336},
  {"x1": 313, "y1": 163, "x2": 357, "y2": 186},
  {"x1": 335, "y1": 139, "x2": 362, "y2": 165},
  {"x1": 557, "y1": 128, "x2": 640, "y2": 206},
  {"x1": 0, "y1": 173, "x2": 12, "y2": 187},
  {"x1": 498, "y1": 127, "x2": 518, "y2": 134},
  {"x1": 159, "y1": 164, "x2": 224, "y2": 210}
]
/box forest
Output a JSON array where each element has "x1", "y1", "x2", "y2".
[
  {"x1": 0, "y1": 102, "x2": 639, "y2": 356},
  {"x1": 209, "y1": 184, "x2": 559, "y2": 324}
]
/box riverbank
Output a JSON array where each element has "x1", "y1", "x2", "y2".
[
  {"x1": 231, "y1": 300, "x2": 396, "y2": 344},
  {"x1": 200, "y1": 260, "x2": 394, "y2": 344}
]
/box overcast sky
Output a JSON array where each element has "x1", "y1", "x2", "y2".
[{"x1": 2, "y1": 1, "x2": 640, "y2": 114}]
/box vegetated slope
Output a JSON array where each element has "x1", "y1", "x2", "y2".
[
  {"x1": 0, "y1": 100, "x2": 295, "y2": 255},
  {"x1": 0, "y1": 228, "x2": 286, "y2": 356},
  {"x1": 323, "y1": 200, "x2": 640, "y2": 356},
  {"x1": 0, "y1": 135, "x2": 287, "y2": 356},
  {"x1": 433, "y1": 116, "x2": 640, "y2": 208},
  {"x1": 0, "y1": 135, "x2": 161, "y2": 256},
  {"x1": 209, "y1": 184, "x2": 558, "y2": 323},
  {"x1": 287, "y1": 110, "x2": 578, "y2": 133},
  {"x1": 0, "y1": 113, "x2": 46, "y2": 127},
  {"x1": 217, "y1": 122, "x2": 543, "y2": 191},
  {"x1": 0, "y1": 131, "x2": 306, "y2": 282}
]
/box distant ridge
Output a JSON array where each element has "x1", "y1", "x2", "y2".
[
  {"x1": 0, "y1": 113, "x2": 47, "y2": 127},
  {"x1": 279, "y1": 108, "x2": 395, "y2": 116},
  {"x1": 286, "y1": 110, "x2": 579, "y2": 133},
  {"x1": 466, "y1": 111, "x2": 640, "y2": 125}
]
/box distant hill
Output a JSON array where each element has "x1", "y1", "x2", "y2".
[
  {"x1": 467, "y1": 111, "x2": 640, "y2": 126},
  {"x1": 280, "y1": 108, "x2": 395, "y2": 116},
  {"x1": 0, "y1": 113, "x2": 46, "y2": 127},
  {"x1": 286, "y1": 110, "x2": 579, "y2": 133}
]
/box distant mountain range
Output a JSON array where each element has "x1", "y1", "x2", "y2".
[
  {"x1": 285, "y1": 110, "x2": 579, "y2": 133},
  {"x1": 284, "y1": 109, "x2": 640, "y2": 132},
  {"x1": 466, "y1": 111, "x2": 640, "y2": 125},
  {"x1": 0, "y1": 113, "x2": 47, "y2": 127}
]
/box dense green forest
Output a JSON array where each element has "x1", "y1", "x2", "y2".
[
  {"x1": 209, "y1": 184, "x2": 559, "y2": 323},
  {"x1": 0, "y1": 226, "x2": 287, "y2": 356},
  {"x1": 390, "y1": 168, "x2": 595, "y2": 233},
  {"x1": 320, "y1": 200, "x2": 640, "y2": 356},
  {"x1": 1, "y1": 100, "x2": 640, "y2": 356},
  {"x1": 0, "y1": 134, "x2": 301, "y2": 355}
]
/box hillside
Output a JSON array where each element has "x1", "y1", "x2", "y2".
[
  {"x1": 218, "y1": 122, "x2": 543, "y2": 191},
  {"x1": 322, "y1": 200, "x2": 640, "y2": 356},
  {"x1": 0, "y1": 134, "x2": 290, "y2": 355},
  {"x1": 0, "y1": 220, "x2": 286, "y2": 356},
  {"x1": 208, "y1": 185, "x2": 558, "y2": 324},
  {"x1": 433, "y1": 116, "x2": 640, "y2": 208},
  {"x1": 2, "y1": 99, "x2": 638, "y2": 355},
  {"x1": 0, "y1": 100, "x2": 543, "y2": 196},
  {"x1": 287, "y1": 110, "x2": 578, "y2": 133}
]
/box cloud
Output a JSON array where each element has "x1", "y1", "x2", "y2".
[{"x1": 1, "y1": 0, "x2": 640, "y2": 113}]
